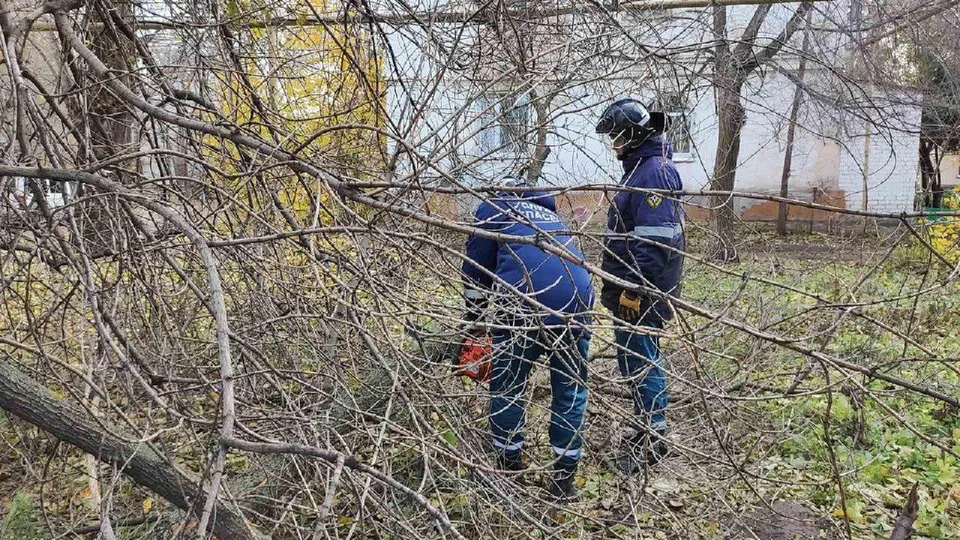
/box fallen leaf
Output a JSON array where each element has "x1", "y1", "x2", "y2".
[
  {"x1": 651, "y1": 476, "x2": 680, "y2": 493},
  {"x1": 143, "y1": 498, "x2": 153, "y2": 514}
]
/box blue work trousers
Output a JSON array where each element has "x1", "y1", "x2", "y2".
[
  {"x1": 489, "y1": 328, "x2": 589, "y2": 461},
  {"x1": 614, "y1": 321, "x2": 668, "y2": 431}
]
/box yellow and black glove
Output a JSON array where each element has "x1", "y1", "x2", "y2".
[{"x1": 619, "y1": 290, "x2": 642, "y2": 322}]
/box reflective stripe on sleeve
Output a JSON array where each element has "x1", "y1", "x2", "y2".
[{"x1": 632, "y1": 223, "x2": 683, "y2": 239}]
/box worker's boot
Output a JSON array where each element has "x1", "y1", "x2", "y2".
[
  {"x1": 497, "y1": 450, "x2": 527, "y2": 485},
  {"x1": 547, "y1": 458, "x2": 579, "y2": 502},
  {"x1": 615, "y1": 427, "x2": 670, "y2": 475},
  {"x1": 645, "y1": 428, "x2": 670, "y2": 466}
]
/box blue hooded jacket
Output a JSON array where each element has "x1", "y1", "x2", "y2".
[
  {"x1": 601, "y1": 136, "x2": 685, "y2": 324},
  {"x1": 462, "y1": 190, "x2": 594, "y2": 330}
]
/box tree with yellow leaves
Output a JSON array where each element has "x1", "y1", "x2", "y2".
[{"x1": 206, "y1": 0, "x2": 385, "y2": 225}]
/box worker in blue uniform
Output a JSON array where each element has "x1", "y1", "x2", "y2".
[
  {"x1": 461, "y1": 177, "x2": 595, "y2": 500},
  {"x1": 595, "y1": 98, "x2": 685, "y2": 473}
]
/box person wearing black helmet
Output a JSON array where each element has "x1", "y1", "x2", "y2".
[
  {"x1": 460, "y1": 175, "x2": 595, "y2": 500},
  {"x1": 595, "y1": 98, "x2": 685, "y2": 473}
]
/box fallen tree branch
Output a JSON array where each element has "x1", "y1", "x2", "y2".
[
  {"x1": 0, "y1": 360, "x2": 258, "y2": 540},
  {"x1": 222, "y1": 437, "x2": 467, "y2": 540},
  {"x1": 6, "y1": 163, "x2": 957, "y2": 413},
  {"x1": 889, "y1": 483, "x2": 919, "y2": 540},
  {"x1": 24, "y1": 9, "x2": 960, "y2": 422},
  {"x1": 73, "y1": 517, "x2": 156, "y2": 537},
  {"x1": 312, "y1": 454, "x2": 345, "y2": 538}
]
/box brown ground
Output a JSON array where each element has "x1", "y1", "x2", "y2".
[{"x1": 726, "y1": 501, "x2": 837, "y2": 540}]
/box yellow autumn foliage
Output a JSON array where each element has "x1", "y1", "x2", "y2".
[
  {"x1": 204, "y1": 0, "x2": 384, "y2": 228},
  {"x1": 925, "y1": 189, "x2": 960, "y2": 264}
]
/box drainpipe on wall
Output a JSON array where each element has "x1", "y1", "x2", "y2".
[{"x1": 862, "y1": 117, "x2": 871, "y2": 212}]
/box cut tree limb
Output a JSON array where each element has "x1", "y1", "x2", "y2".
[
  {"x1": 889, "y1": 483, "x2": 919, "y2": 540},
  {"x1": 223, "y1": 437, "x2": 467, "y2": 540},
  {"x1": 0, "y1": 360, "x2": 259, "y2": 540},
  {"x1": 73, "y1": 517, "x2": 155, "y2": 537}
]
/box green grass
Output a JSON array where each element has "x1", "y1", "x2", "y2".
[
  {"x1": 652, "y1": 227, "x2": 960, "y2": 538},
  {"x1": 1, "y1": 493, "x2": 41, "y2": 540}
]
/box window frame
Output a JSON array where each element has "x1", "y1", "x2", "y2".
[
  {"x1": 474, "y1": 92, "x2": 531, "y2": 157},
  {"x1": 657, "y1": 93, "x2": 694, "y2": 161}
]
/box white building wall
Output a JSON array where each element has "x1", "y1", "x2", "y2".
[
  {"x1": 381, "y1": 2, "x2": 921, "y2": 214},
  {"x1": 938, "y1": 154, "x2": 960, "y2": 188},
  {"x1": 837, "y1": 102, "x2": 922, "y2": 213},
  {"x1": 525, "y1": 71, "x2": 856, "y2": 199},
  {"x1": 386, "y1": 69, "x2": 921, "y2": 213}
]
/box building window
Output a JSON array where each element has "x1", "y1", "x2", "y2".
[
  {"x1": 658, "y1": 94, "x2": 693, "y2": 156},
  {"x1": 475, "y1": 95, "x2": 498, "y2": 153},
  {"x1": 474, "y1": 93, "x2": 530, "y2": 155}
]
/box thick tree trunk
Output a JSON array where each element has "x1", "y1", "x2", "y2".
[
  {"x1": 919, "y1": 139, "x2": 940, "y2": 208},
  {"x1": 0, "y1": 360, "x2": 258, "y2": 540},
  {"x1": 53, "y1": 0, "x2": 140, "y2": 253},
  {"x1": 933, "y1": 146, "x2": 944, "y2": 208},
  {"x1": 709, "y1": 2, "x2": 811, "y2": 258},
  {"x1": 710, "y1": 80, "x2": 745, "y2": 261},
  {"x1": 775, "y1": 116, "x2": 798, "y2": 235},
  {"x1": 919, "y1": 139, "x2": 932, "y2": 207},
  {"x1": 88, "y1": 0, "x2": 135, "y2": 163}
]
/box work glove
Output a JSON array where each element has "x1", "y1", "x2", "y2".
[{"x1": 619, "y1": 290, "x2": 642, "y2": 322}]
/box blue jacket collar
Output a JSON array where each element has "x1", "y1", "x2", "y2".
[{"x1": 619, "y1": 135, "x2": 673, "y2": 174}]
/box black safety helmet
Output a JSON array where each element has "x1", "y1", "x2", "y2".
[{"x1": 595, "y1": 98, "x2": 658, "y2": 151}]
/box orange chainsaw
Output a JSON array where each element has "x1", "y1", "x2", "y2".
[
  {"x1": 454, "y1": 332, "x2": 493, "y2": 382},
  {"x1": 404, "y1": 323, "x2": 493, "y2": 383}
]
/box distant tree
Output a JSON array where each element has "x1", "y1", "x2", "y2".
[
  {"x1": 709, "y1": 2, "x2": 813, "y2": 261},
  {"x1": 917, "y1": 51, "x2": 960, "y2": 208}
]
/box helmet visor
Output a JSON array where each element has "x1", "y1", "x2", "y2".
[{"x1": 604, "y1": 133, "x2": 629, "y2": 154}]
